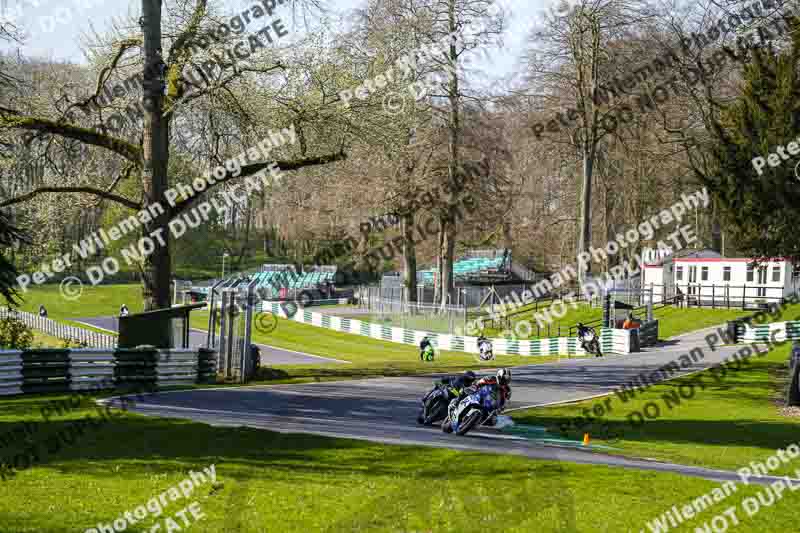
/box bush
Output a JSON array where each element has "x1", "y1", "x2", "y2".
[{"x1": 0, "y1": 314, "x2": 33, "y2": 350}]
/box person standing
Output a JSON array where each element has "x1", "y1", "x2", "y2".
[{"x1": 38, "y1": 305, "x2": 47, "y2": 318}]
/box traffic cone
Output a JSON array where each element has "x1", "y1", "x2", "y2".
[{"x1": 583, "y1": 433, "x2": 590, "y2": 446}]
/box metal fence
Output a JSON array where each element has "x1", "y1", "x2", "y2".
[
  {"x1": 360, "y1": 282, "x2": 567, "y2": 311},
  {"x1": 206, "y1": 278, "x2": 256, "y2": 383},
  {"x1": 642, "y1": 283, "x2": 786, "y2": 309},
  {"x1": 356, "y1": 286, "x2": 469, "y2": 334},
  {"x1": 0, "y1": 307, "x2": 117, "y2": 348}
]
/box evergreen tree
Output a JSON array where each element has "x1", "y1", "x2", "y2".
[
  {"x1": 0, "y1": 210, "x2": 27, "y2": 305},
  {"x1": 704, "y1": 17, "x2": 800, "y2": 259}
]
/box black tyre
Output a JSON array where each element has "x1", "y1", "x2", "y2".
[
  {"x1": 591, "y1": 339, "x2": 602, "y2": 356},
  {"x1": 441, "y1": 417, "x2": 453, "y2": 433},
  {"x1": 424, "y1": 399, "x2": 447, "y2": 425},
  {"x1": 456, "y1": 408, "x2": 482, "y2": 436}
]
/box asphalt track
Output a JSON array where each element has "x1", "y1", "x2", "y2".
[
  {"x1": 101, "y1": 325, "x2": 796, "y2": 485},
  {"x1": 75, "y1": 316, "x2": 347, "y2": 365}
]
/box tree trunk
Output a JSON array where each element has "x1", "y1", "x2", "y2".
[
  {"x1": 577, "y1": 145, "x2": 594, "y2": 286},
  {"x1": 140, "y1": 0, "x2": 171, "y2": 311},
  {"x1": 440, "y1": 220, "x2": 455, "y2": 306},
  {"x1": 401, "y1": 213, "x2": 418, "y2": 304},
  {"x1": 440, "y1": 0, "x2": 460, "y2": 310}
]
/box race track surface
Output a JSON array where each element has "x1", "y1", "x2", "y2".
[
  {"x1": 76, "y1": 316, "x2": 346, "y2": 365},
  {"x1": 102, "y1": 326, "x2": 789, "y2": 484}
]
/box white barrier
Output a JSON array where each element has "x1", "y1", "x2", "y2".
[
  {"x1": 0, "y1": 307, "x2": 117, "y2": 348},
  {"x1": 740, "y1": 320, "x2": 800, "y2": 343},
  {"x1": 261, "y1": 302, "x2": 633, "y2": 357}
]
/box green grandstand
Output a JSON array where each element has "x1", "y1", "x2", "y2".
[
  {"x1": 417, "y1": 252, "x2": 509, "y2": 284},
  {"x1": 194, "y1": 267, "x2": 336, "y2": 298}
]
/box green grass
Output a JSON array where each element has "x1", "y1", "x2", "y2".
[
  {"x1": 0, "y1": 393, "x2": 796, "y2": 532},
  {"x1": 511, "y1": 340, "x2": 800, "y2": 474},
  {"x1": 12, "y1": 284, "x2": 142, "y2": 332},
  {"x1": 29, "y1": 330, "x2": 69, "y2": 348},
  {"x1": 334, "y1": 312, "x2": 467, "y2": 335}
]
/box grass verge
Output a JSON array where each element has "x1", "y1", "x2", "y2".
[
  {"x1": 510, "y1": 340, "x2": 800, "y2": 475},
  {"x1": 0, "y1": 393, "x2": 795, "y2": 532}
]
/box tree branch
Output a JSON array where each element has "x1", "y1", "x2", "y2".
[
  {"x1": 0, "y1": 186, "x2": 142, "y2": 210},
  {"x1": 0, "y1": 107, "x2": 142, "y2": 163},
  {"x1": 170, "y1": 150, "x2": 347, "y2": 215}
]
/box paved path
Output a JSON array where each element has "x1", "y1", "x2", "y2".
[
  {"x1": 101, "y1": 325, "x2": 791, "y2": 484},
  {"x1": 76, "y1": 316, "x2": 347, "y2": 365}
]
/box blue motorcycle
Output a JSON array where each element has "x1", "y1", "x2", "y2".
[{"x1": 441, "y1": 384, "x2": 499, "y2": 436}]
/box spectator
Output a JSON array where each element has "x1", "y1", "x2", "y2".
[
  {"x1": 119, "y1": 304, "x2": 130, "y2": 318},
  {"x1": 622, "y1": 312, "x2": 638, "y2": 329},
  {"x1": 38, "y1": 304, "x2": 47, "y2": 318}
]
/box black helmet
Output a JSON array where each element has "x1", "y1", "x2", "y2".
[{"x1": 464, "y1": 370, "x2": 477, "y2": 382}]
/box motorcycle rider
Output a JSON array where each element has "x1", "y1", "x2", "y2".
[
  {"x1": 419, "y1": 335, "x2": 434, "y2": 361},
  {"x1": 471, "y1": 368, "x2": 512, "y2": 425},
  {"x1": 439, "y1": 370, "x2": 477, "y2": 399},
  {"x1": 576, "y1": 322, "x2": 601, "y2": 356},
  {"x1": 419, "y1": 371, "x2": 477, "y2": 424},
  {"x1": 477, "y1": 334, "x2": 493, "y2": 360}
]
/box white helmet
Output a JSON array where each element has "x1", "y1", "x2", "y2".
[{"x1": 496, "y1": 368, "x2": 511, "y2": 385}]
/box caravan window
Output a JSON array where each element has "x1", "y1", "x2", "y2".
[
  {"x1": 773, "y1": 266, "x2": 781, "y2": 282},
  {"x1": 723, "y1": 266, "x2": 731, "y2": 281},
  {"x1": 676, "y1": 266, "x2": 683, "y2": 281},
  {"x1": 747, "y1": 265, "x2": 754, "y2": 282},
  {"x1": 701, "y1": 266, "x2": 709, "y2": 281}
]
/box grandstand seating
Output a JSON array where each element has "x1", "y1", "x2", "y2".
[
  {"x1": 416, "y1": 254, "x2": 508, "y2": 284},
  {"x1": 193, "y1": 267, "x2": 336, "y2": 298},
  {"x1": 249, "y1": 269, "x2": 336, "y2": 295}
]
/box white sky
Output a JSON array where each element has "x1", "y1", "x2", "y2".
[{"x1": 0, "y1": 0, "x2": 548, "y2": 84}]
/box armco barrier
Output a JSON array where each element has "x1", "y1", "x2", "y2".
[
  {"x1": 21, "y1": 349, "x2": 71, "y2": 394},
  {"x1": 262, "y1": 302, "x2": 636, "y2": 356},
  {"x1": 0, "y1": 347, "x2": 216, "y2": 396},
  {"x1": 156, "y1": 349, "x2": 201, "y2": 387},
  {"x1": 0, "y1": 353, "x2": 22, "y2": 396},
  {"x1": 69, "y1": 349, "x2": 115, "y2": 391}
]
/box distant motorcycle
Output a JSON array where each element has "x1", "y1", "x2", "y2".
[
  {"x1": 421, "y1": 344, "x2": 435, "y2": 361},
  {"x1": 578, "y1": 326, "x2": 602, "y2": 357},
  {"x1": 477, "y1": 337, "x2": 494, "y2": 361},
  {"x1": 441, "y1": 384, "x2": 499, "y2": 436}
]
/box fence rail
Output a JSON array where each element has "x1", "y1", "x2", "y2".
[
  {"x1": 643, "y1": 283, "x2": 787, "y2": 309},
  {"x1": 0, "y1": 308, "x2": 117, "y2": 349}
]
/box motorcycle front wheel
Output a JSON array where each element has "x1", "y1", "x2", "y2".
[{"x1": 456, "y1": 408, "x2": 483, "y2": 436}]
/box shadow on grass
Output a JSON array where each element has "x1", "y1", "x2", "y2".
[
  {"x1": 513, "y1": 359, "x2": 799, "y2": 452},
  {"x1": 0, "y1": 409, "x2": 578, "y2": 487}
]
